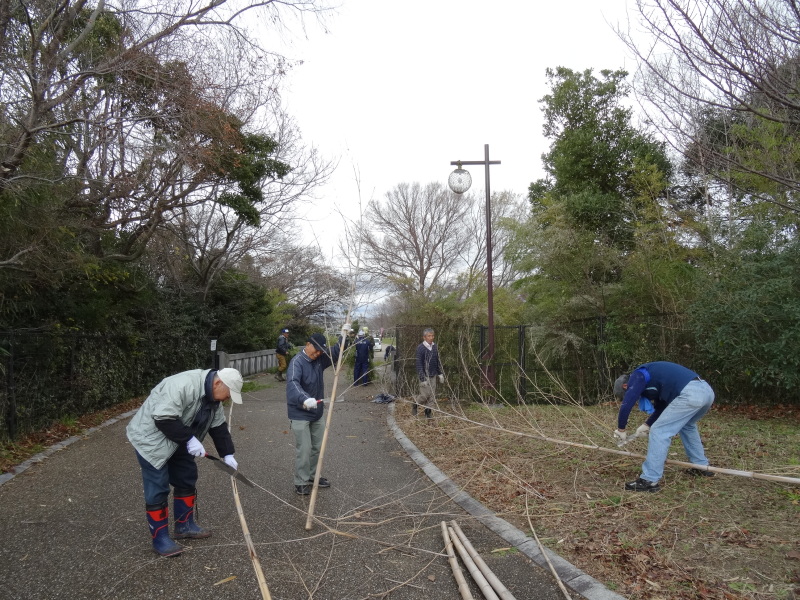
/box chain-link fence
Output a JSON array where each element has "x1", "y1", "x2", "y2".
[{"x1": 391, "y1": 314, "x2": 769, "y2": 405}]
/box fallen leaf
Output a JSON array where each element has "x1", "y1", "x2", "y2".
[
  {"x1": 213, "y1": 576, "x2": 237, "y2": 586},
  {"x1": 787, "y1": 550, "x2": 800, "y2": 561},
  {"x1": 427, "y1": 575, "x2": 436, "y2": 582}
]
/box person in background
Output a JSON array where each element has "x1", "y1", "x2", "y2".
[
  {"x1": 414, "y1": 328, "x2": 444, "y2": 419},
  {"x1": 275, "y1": 328, "x2": 292, "y2": 382},
  {"x1": 353, "y1": 331, "x2": 370, "y2": 386},
  {"x1": 126, "y1": 367, "x2": 244, "y2": 556},
  {"x1": 613, "y1": 360, "x2": 715, "y2": 493},
  {"x1": 286, "y1": 333, "x2": 340, "y2": 495}
]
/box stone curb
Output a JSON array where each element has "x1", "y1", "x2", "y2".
[
  {"x1": 0, "y1": 409, "x2": 139, "y2": 487},
  {"x1": 387, "y1": 403, "x2": 626, "y2": 600}
]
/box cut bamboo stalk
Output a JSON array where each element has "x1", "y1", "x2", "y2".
[
  {"x1": 304, "y1": 322, "x2": 351, "y2": 531},
  {"x1": 450, "y1": 521, "x2": 516, "y2": 600},
  {"x1": 441, "y1": 521, "x2": 474, "y2": 600},
  {"x1": 448, "y1": 525, "x2": 500, "y2": 600},
  {"x1": 449, "y1": 415, "x2": 800, "y2": 486},
  {"x1": 524, "y1": 495, "x2": 571, "y2": 600},
  {"x1": 226, "y1": 404, "x2": 272, "y2": 599}
]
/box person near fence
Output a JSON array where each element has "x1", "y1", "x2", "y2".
[
  {"x1": 414, "y1": 328, "x2": 444, "y2": 419},
  {"x1": 275, "y1": 328, "x2": 292, "y2": 382},
  {"x1": 126, "y1": 367, "x2": 244, "y2": 556},
  {"x1": 613, "y1": 361, "x2": 715, "y2": 493},
  {"x1": 353, "y1": 331, "x2": 371, "y2": 386},
  {"x1": 286, "y1": 333, "x2": 340, "y2": 495}
]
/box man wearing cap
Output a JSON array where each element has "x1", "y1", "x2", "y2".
[
  {"x1": 275, "y1": 328, "x2": 292, "y2": 382},
  {"x1": 126, "y1": 367, "x2": 244, "y2": 556},
  {"x1": 613, "y1": 361, "x2": 715, "y2": 493},
  {"x1": 286, "y1": 333, "x2": 340, "y2": 495}
]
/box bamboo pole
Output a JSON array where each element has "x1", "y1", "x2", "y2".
[
  {"x1": 304, "y1": 321, "x2": 352, "y2": 531},
  {"x1": 441, "y1": 521, "x2": 474, "y2": 600},
  {"x1": 448, "y1": 525, "x2": 500, "y2": 600},
  {"x1": 226, "y1": 404, "x2": 272, "y2": 599},
  {"x1": 524, "y1": 495, "x2": 571, "y2": 600},
  {"x1": 446, "y1": 412, "x2": 800, "y2": 486},
  {"x1": 305, "y1": 206, "x2": 366, "y2": 530},
  {"x1": 450, "y1": 521, "x2": 516, "y2": 600}
]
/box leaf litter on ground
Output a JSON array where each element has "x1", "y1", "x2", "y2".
[{"x1": 398, "y1": 399, "x2": 800, "y2": 600}]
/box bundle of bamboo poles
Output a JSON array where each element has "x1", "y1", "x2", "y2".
[{"x1": 440, "y1": 520, "x2": 517, "y2": 600}]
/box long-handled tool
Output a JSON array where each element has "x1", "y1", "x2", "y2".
[{"x1": 205, "y1": 454, "x2": 255, "y2": 487}]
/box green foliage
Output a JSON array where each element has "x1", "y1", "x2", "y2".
[{"x1": 688, "y1": 231, "x2": 800, "y2": 392}]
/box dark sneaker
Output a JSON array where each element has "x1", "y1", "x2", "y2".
[
  {"x1": 294, "y1": 484, "x2": 312, "y2": 495},
  {"x1": 625, "y1": 477, "x2": 661, "y2": 492},
  {"x1": 685, "y1": 468, "x2": 716, "y2": 477},
  {"x1": 308, "y1": 477, "x2": 330, "y2": 488}
]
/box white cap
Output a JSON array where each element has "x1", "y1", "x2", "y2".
[{"x1": 217, "y1": 368, "x2": 243, "y2": 404}]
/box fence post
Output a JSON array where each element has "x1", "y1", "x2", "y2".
[{"x1": 5, "y1": 334, "x2": 17, "y2": 440}]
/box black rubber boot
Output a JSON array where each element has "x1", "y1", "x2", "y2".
[
  {"x1": 411, "y1": 403, "x2": 418, "y2": 416},
  {"x1": 146, "y1": 504, "x2": 183, "y2": 557},
  {"x1": 173, "y1": 490, "x2": 211, "y2": 539},
  {"x1": 424, "y1": 408, "x2": 432, "y2": 419}
]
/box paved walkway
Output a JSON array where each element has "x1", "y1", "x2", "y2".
[{"x1": 0, "y1": 367, "x2": 623, "y2": 600}]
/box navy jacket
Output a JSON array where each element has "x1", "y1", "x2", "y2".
[
  {"x1": 286, "y1": 344, "x2": 340, "y2": 422},
  {"x1": 618, "y1": 361, "x2": 700, "y2": 429},
  {"x1": 415, "y1": 342, "x2": 442, "y2": 382}
]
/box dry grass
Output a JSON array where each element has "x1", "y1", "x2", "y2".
[{"x1": 397, "y1": 399, "x2": 800, "y2": 600}]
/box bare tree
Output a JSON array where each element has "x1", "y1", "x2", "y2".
[
  {"x1": 617, "y1": 0, "x2": 800, "y2": 212},
  {"x1": 455, "y1": 190, "x2": 528, "y2": 298},
  {"x1": 0, "y1": 0, "x2": 333, "y2": 266},
  {"x1": 255, "y1": 241, "x2": 350, "y2": 326},
  {"x1": 359, "y1": 182, "x2": 473, "y2": 298}
]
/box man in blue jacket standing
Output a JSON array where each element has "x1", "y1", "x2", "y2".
[
  {"x1": 414, "y1": 328, "x2": 444, "y2": 419},
  {"x1": 613, "y1": 361, "x2": 715, "y2": 493},
  {"x1": 286, "y1": 333, "x2": 340, "y2": 495},
  {"x1": 353, "y1": 331, "x2": 370, "y2": 386}
]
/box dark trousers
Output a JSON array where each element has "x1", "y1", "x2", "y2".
[
  {"x1": 136, "y1": 446, "x2": 198, "y2": 508},
  {"x1": 354, "y1": 360, "x2": 369, "y2": 385}
]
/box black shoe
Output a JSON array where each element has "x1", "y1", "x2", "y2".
[
  {"x1": 685, "y1": 468, "x2": 716, "y2": 477},
  {"x1": 411, "y1": 404, "x2": 418, "y2": 416},
  {"x1": 308, "y1": 477, "x2": 331, "y2": 488},
  {"x1": 294, "y1": 484, "x2": 312, "y2": 495},
  {"x1": 625, "y1": 477, "x2": 661, "y2": 492},
  {"x1": 424, "y1": 408, "x2": 432, "y2": 419}
]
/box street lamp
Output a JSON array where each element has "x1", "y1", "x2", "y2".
[{"x1": 448, "y1": 144, "x2": 501, "y2": 389}]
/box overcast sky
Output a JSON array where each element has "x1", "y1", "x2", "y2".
[{"x1": 271, "y1": 0, "x2": 638, "y2": 251}]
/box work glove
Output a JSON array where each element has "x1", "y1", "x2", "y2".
[
  {"x1": 223, "y1": 455, "x2": 238, "y2": 470},
  {"x1": 186, "y1": 436, "x2": 206, "y2": 457},
  {"x1": 635, "y1": 424, "x2": 651, "y2": 436},
  {"x1": 303, "y1": 398, "x2": 318, "y2": 411},
  {"x1": 420, "y1": 378, "x2": 429, "y2": 387},
  {"x1": 613, "y1": 429, "x2": 627, "y2": 443},
  {"x1": 437, "y1": 374, "x2": 444, "y2": 384}
]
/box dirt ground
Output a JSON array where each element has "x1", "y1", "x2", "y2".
[{"x1": 396, "y1": 399, "x2": 800, "y2": 600}]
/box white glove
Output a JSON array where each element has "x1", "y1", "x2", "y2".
[
  {"x1": 186, "y1": 436, "x2": 206, "y2": 457},
  {"x1": 303, "y1": 398, "x2": 318, "y2": 411},
  {"x1": 420, "y1": 378, "x2": 429, "y2": 387},
  {"x1": 222, "y1": 454, "x2": 238, "y2": 469},
  {"x1": 613, "y1": 429, "x2": 627, "y2": 443},
  {"x1": 437, "y1": 374, "x2": 444, "y2": 383},
  {"x1": 635, "y1": 424, "x2": 651, "y2": 436}
]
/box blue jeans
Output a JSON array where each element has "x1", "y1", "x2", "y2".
[
  {"x1": 136, "y1": 447, "x2": 198, "y2": 508},
  {"x1": 291, "y1": 419, "x2": 325, "y2": 486},
  {"x1": 641, "y1": 380, "x2": 714, "y2": 482}
]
